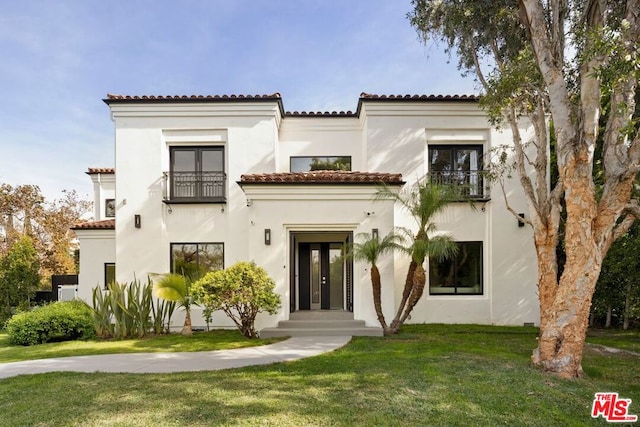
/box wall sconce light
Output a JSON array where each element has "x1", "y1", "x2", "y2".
[
  {"x1": 372, "y1": 228, "x2": 379, "y2": 240},
  {"x1": 264, "y1": 228, "x2": 271, "y2": 245},
  {"x1": 134, "y1": 214, "x2": 141, "y2": 228},
  {"x1": 517, "y1": 213, "x2": 525, "y2": 227}
]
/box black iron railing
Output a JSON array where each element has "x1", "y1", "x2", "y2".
[
  {"x1": 428, "y1": 170, "x2": 488, "y2": 199},
  {"x1": 163, "y1": 171, "x2": 226, "y2": 202}
]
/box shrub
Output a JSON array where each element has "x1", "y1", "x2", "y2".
[
  {"x1": 6, "y1": 300, "x2": 95, "y2": 346},
  {"x1": 192, "y1": 261, "x2": 280, "y2": 338}
]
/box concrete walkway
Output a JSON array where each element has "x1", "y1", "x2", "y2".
[{"x1": 0, "y1": 336, "x2": 351, "y2": 379}]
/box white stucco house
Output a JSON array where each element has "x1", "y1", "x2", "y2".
[{"x1": 73, "y1": 92, "x2": 539, "y2": 336}]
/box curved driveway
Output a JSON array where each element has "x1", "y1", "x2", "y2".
[{"x1": 0, "y1": 336, "x2": 351, "y2": 379}]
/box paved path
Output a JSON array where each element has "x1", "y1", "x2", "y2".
[{"x1": 0, "y1": 336, "x2": 351, "y2": 379}]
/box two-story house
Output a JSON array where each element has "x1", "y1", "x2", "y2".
[{"x1": 73, "y1": 93, "x2": 539, "y2": 336}]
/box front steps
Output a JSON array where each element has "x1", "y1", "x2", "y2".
[{"x1": 260, "y1": 310, "x2": 383, "y2": 338}]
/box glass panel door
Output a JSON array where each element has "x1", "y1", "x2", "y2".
[{"x1": 310, "y1": 246, "x2": 321, "y2": 309}]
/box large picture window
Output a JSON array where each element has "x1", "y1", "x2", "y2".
[
  {"x1": 170, "y1": 243, "x2": 224, "y2": 280},
  {"x1": 290, "y1": 156, "x2": 351, "y2": 172},
  {"x1": 428, "y1": 145, "x2": 483, "y2": 197},
  {"x1": 429, "y1": 241, "x2": 483, "y2": 295},
  {"x1": 167, "y1": 146, "x2": 225, "y2": 202}
]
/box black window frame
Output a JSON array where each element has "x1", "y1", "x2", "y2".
[
  {"x1": 428, "y1": 241, "x2": 483, "y2": 295},
  {"x1": 170, "y1": 242, "x2": 225, "y2": 281},
  {"x1": 290, "y1": 156, "x2": 352, "y2": 172},
  {"x1": 104, "y1": 262, "x2": 116, "y2": 290},
  {"x1": 427, "y1": 145, "x2": 485, "y2": 199},
  {"x1": 166, "y1": 146, "x2": 226, "y2": 203}
]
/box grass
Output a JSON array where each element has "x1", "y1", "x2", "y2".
[
  {"x1": 586, "y1": 328, "x2": 640, "y2": 353},
  {"x1": 0, "y1": 330, "x2": 282, "y2": 363},
  {"x1": 0, "y1": 324, "x2": 638, "y2": 426}
]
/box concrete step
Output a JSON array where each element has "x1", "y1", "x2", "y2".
[
  {"x1": 289, "y1": 310, "x2": 354, "y2": 321},
  {"x1": 277, "y1": 320, "x2": 367, "y2": 329},
  {"x1": 260, "y1": 326, "x2": 383, "y2": 338}
]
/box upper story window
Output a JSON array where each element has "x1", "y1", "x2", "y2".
[
  {"x1": 428, "y1": 145, "x2": 485, "y2": 198},
  {"x1": 291, "y1": 156, "x2": 351, "y2": 172},
  {"x1": 165, "y1": 146, "x2": 226, "y2": 203}
]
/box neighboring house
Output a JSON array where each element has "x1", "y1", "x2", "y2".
[{"x1": 74, "y1": 93, "x2": 539, "y2": 335}]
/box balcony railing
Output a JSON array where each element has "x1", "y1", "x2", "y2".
[
  {"x1": 427, "y1": 170, "x2": 489, "y2": 199},
  {"x1": 163, "y1": 171, "x2": 226, "y2": 203}
]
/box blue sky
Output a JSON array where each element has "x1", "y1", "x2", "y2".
[{"x1": 0, "y1": 1, "x2": 475, "y2": 203}]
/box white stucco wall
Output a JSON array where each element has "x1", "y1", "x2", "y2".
[
  {"x1": 76, "y1": 97, "x2": 540, "y2": 329},
  {"x1": 75, "y1": 229, "x2": 115, "y2": 301},
  {"x1": 362, "y1": 102, "x2": 538, "y2": 326},
  {"x1": 89, "y1": 173, "x2": 115, "y2": 221}
]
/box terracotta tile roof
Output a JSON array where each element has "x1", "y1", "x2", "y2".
[
  {"x1": 105, "y1": 93, "x2": 281, "y2": 102},
  {"x1": 285, "y1": 110, "x2": 356, "y2": 117},
  {"x1": 72, "y1": 219, "x2": 115, "y2": 230},
  {"x1": 103, "y1": 92, "x2": 479, "y2": 117},
  {"x1": 240, "y1": 171, "x2": 404, "y2": 185},
  {"x1": 86, "y1": 167, "x2": 115, "y2": 174},
  {"x1": 359, "y1": 93, "x2": 479, "y2": 101}
]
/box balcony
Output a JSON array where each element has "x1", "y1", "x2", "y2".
[
  {"x1": 427, "y1": 170, "x2": 489, "y2": 200},
  {"x1": 163, "y1": 171, "x2": 226, "y2": 203}
]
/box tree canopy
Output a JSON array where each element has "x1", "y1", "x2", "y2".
[
  {"x1": 0, "y1": 184, "x2": 91, "y2": 287},
  {"x1": 409, "y1": 0, "x2": 640, "y2": 377}
]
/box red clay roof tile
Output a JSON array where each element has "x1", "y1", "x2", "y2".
[
  {"x1": 105, "y1": 93, "x2": 281, "y2": 101},
  {"x1": 86, "y1": 168, "x2": 115, "y2": 174},
  {"x1": 72, "y1": 219, "x2": 115, "y2": 230},
  {"x1": 240, "y1": 171, "x2": 403, "y2": 185}
]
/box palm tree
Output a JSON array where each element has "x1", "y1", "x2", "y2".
[
  {"x1": 153, "y1": 273, "x2": 195, "y2": 336},
  {"x1": 351, "y1": 231, "x2": 403, "y2": 334},
  {"x1": 376, "y1": 179, "x2": 461, "y2": 333}
]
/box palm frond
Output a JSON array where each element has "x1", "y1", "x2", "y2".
[
  {"x1": 349, "y1": 231, "x2": 404, "y2": 264},
  {"x1": 153, "y1": 273, "x2": 187, "y2": 304}
]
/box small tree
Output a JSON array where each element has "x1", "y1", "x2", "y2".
[
  {"x1": 375, "y1": 180, "x2": 460, "y2": 334},
  {"x1": 0, "y1": 236, "x2": 40, "y2": 323},
  {"x1": 153, "y1": 273, "x2": 195, "y2": 336},
  {"x1": 192, "y1": 261, "x2": 281, "y2": 339},
  {"x1": 350, "y1": 231, "x2": 404, "y2": 333}
]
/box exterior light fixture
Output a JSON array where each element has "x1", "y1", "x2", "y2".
[
  {"x1": 134, "y1": 214, "x2": 141, "y2": 228},
  {"x1": 518, "y1": 213, "x2": 525, "y2": 227},
  {"x1": 264, "y1": 229, "x2": 271, "y2": 245},
  {"x1": 372, "y1": 228, "x2": 379, "y2": 240}
]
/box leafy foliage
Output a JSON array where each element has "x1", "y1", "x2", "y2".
[
  {"x1": 192, "y1": 262, "x2": 280, "y2": 339},
  {"x1": 6, "y1": 300, "x2": 95, "y2": 346},
  {"x1": 0, "y1": 184, "x2": 91, "y2": 287},
  {"x1": 593, "y1": 223, "x2": 640, "y2": 329},
  {"x1": 0, "y1": 236, "x2": 40, "y2": 324},
  {"x1": 152, "y1": 273, "x2": 195, "y2": 336}
]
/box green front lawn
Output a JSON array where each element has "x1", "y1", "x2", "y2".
[
  {"x1": 0, "y1": 330, "x2": 282, "y2": 363},
  {"x1": 1, "y1": 324, "x2": 638, "y2": 426}
]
